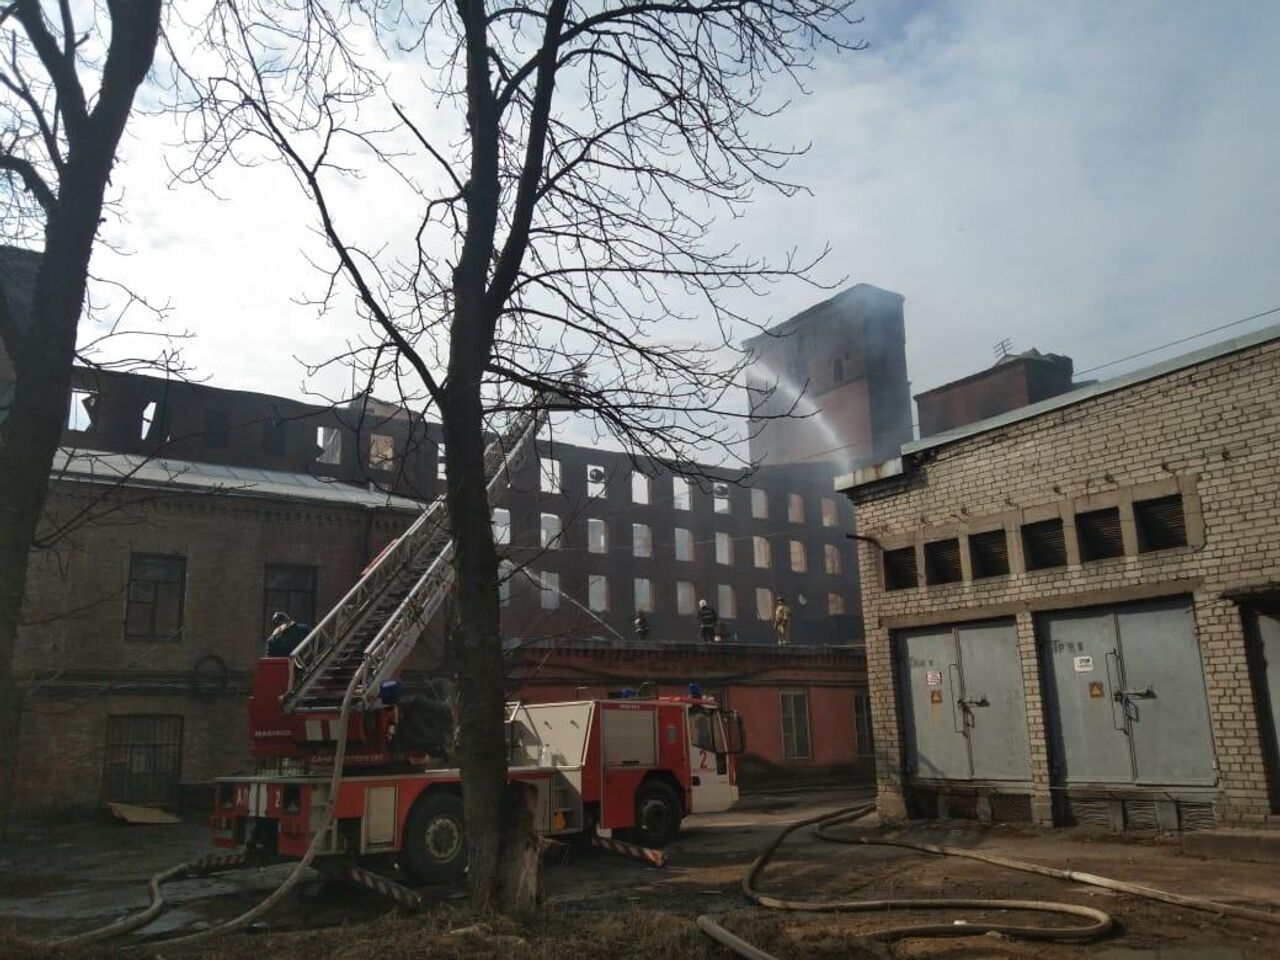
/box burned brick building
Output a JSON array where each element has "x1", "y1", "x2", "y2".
[
  {"x1": 14, "y1": 363, "x2": 870, "y2": 812},
  {"x1": 744, "y1": 284, "x2": 913, "y2": 469}
]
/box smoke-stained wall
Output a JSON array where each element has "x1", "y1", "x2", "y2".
[{"x1": 744, "y1": 284, "x2": 913, "y2": 471}]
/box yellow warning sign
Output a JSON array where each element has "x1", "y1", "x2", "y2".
[
  {"x1": 930, "y1": 689, "x2": 943, "y2": 705},
  {"x1": 1088, "y1": 681, "x2": 1104, "y2": 699}
]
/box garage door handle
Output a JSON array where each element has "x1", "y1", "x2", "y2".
[{"x1": 1115, "y1": 686, "x2": 1155, "y2": 700}]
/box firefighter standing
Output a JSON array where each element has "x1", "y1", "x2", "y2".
[
  {"x1": 265, "y1": 611, "x2": 310, "y2": 657},
  {"x1": 772, "y1": 595, "x2": 791, "y2": 646},
  {"x1": 634, "y1": 611, "x2": 651, "y2": 641},
  {"x1": 697, "y1": 599, "x2": 718, "y2": 643}
]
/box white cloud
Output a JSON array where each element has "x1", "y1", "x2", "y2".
[{"x1": 88, "y1": 0, "x2": 1280, "y2": 443}]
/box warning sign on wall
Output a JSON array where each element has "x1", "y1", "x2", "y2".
[
  {"x1": 930, "y1": 689, "x2": 943, "y2": 705},
  {"x1": 926, "y1": 670, "x2": 942, "y2": 687},
  {"x1": 1088, "y1": 681, "x2": 1105, "y2": 699},
  {"x1": 1073, "y1": 655, "x2": 1094, "y2": 673}
]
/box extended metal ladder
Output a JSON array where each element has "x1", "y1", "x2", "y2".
[{"x1": 284, "y1": 402, "x2": 549, "y2": 713}]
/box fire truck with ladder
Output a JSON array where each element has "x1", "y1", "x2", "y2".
[{"x1": 210, "y1": 388, "x2": 746, "y2": 883}]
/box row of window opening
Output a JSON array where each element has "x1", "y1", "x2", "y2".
[
  {"x1": 501, "y1": 510, "x2": 842, "y2": 573},
  {"x1": 884, "y1": 494, "x2": 1190, "y2": 590}
]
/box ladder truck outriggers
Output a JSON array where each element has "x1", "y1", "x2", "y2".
[{"x1": 211, "y1": 390, "x2": 746, "y2": 883}]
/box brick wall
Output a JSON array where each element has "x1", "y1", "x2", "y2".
[
  {"x1": 13, "y1": 483, "x2": 414, "y2": 814},
  {"x1": 846, "y1": 336, "x2": 1280, "y2": 824}
]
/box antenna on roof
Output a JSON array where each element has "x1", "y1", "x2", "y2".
[{"x1": 993, "y1": 338, "x2": 1013, "y2": 360}]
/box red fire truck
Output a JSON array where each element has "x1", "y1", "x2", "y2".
[
  {"x1": 210, "y1": 390, "x2": 745, "y2": 882},
  {"x1": 212, "y1": 689, "x2": 744, "y2": 882}
]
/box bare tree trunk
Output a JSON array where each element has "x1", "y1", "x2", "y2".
[
  {"x1": 0, "y1": 230, "x2": 95, "y2": 833},
  {"x1": 0, "y1": 0, "x2": 163, "y2": 832},
  {"x1": 443, "y1": 356, "x2": 537, "y2": 912}
]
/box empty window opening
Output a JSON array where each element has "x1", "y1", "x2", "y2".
[
  {"x1": 676, "y1": 581, "x2": 696, "y2": 615},
  {"x1": 634, "y1": 577, "x2": 654, "y2": 613},
  {"x1": 884, "y1": 547, "x2": 918, "y2": 591},
  {"x1": 780, "y1": 689, "x2": 812, "y2": 759},
  {"x1": 828, "y1": 592, "x2": 846, "y2": 615},
  {"x1": 1022, "y1": 517, "x2": 1067, "y2": 570},
  {"x1": 673, "y1": 476, "x2": 692, "y2": 510},
  {"x1": 67, "y1": 388, "x2": 97, "y2": 432},
  {"x1": 824, "y1": 543, "x2": 843, "y2": 576},
  {"x1": 492, "y1": 508, "x2": 511, "y2": 545},
  {"x1": 821, "y1": 498, "x2": 838, "y2": 528},
  {"x1": 717, "y1": 584, "x2": 736, "y2": 619},
  {"x1": 140, "y1": 401, "x2": 158, "y2": 441},
  {"x1": 540, "y1": 457, "x2": 561, "y2": 494},
  {"x1": 261, "y1": 417, "x2": 287, "y2": 456},
  {"x1": 587, "y1": 464, "x2": 608, "y2": 499},
  {"x1": 632, "y1": 471, "x2": 650, "y2": 505},
  {"x1": 125, "y1": 554, "x2": 186, "y2": 641},
  {"x1": 755, "y1": 587, "x2": 773, "y2": 621},
  {"x1": 790, "y1": 540, "x2": 807, "y2": 573},
  {"x1": 674, "y1": 527, "x2": 694, "y2": 562},
  {"x1": 713, "y1": 483, "x2": 731, "y2": 514},
  {"x1": 498, "y1": 560, "x2": 514, "y2": 606},
  {"x1": 1077, "y1": 507, "x2": 1124, "y2": 562},
  {"x1": 203, "y1": 409, "x2": 230, "y2": 449},
  {"x1": 587, "y1": 518, "x2": 608, "y2": 554},
  {"x1": 715, "y1": 532, "x2": 733, "y2": 566},
  {"x1": 751, "y1": 488, "x2": 768, "y2": 520},
  {"x1": 788, "y1": 494, "x2": 804, "y2": 524},
  {"x1": 539, "y1": 571, "x2": 560, "y2": 609},
  {"x1": 632, "y1": 523, "x2": 653, "y2": 558},
  {"x1": 753, "y1": 536, "x2": 771, "y2": 569},
  {"x1": 436, "y1": 442, "x2": 447, "y2": 481},
  {"x1": 540, "y1": 513, "x2": 563, "y2": 550},
  {"x1": 317, "y1": 426, "x2": 343, "y2": 465},
  {"x1": 923, "y1": 538, "x2": 961, "y2": 585},
  {"x1": 368, "y1": 433, "x2": 396, "y2": 471},
  {"x1": 968, "y1": 529, "x2": 1010, "y2": 578},
  {"x1": 1135, "y1": 495, "x2": 1188, "y2": 552},
  {"x1": 589, "y1": 575, "x2": 610, "y2": 612}
]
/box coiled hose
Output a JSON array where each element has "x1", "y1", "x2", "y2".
[
  {"x1": 698, "y1": 803, "x2": 1280, "y2": 959},
  {"x1": 46, "y1": 667, "x2": 362, "y2": 953}
]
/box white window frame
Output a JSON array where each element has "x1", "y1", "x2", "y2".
[
  {"x1": 632, "y1": 523, "x2": 653, "y2": 558},
  {"x1": 751, "y1": 488, "x2": 768, "y2": 520},
  {"x1": 674, "y1": 527, "x2": 694, "y2": 562},
  {"x1": 715, "y1": 532, "x2": 733, "y2": 566},
  {"x1": 587, "y1": 517, "x2": 608, "y2": 554},
  {"x1": 780, "y1": 688, "x2": 812, "y2": 760}
]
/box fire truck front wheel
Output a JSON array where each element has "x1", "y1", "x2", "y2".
[
  {"x1": 401, "y1": 791, "x2": 467, "y2": 884},
  {"x1": 631, "y1": 780, "x2": 683, "y2": 847}
]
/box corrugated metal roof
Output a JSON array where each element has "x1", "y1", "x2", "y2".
[{"x1": 51, "y1": 448, "x2": 426, "y2": 513}]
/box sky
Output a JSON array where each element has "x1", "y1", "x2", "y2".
[{"x1": 89, "y1": 0, "x2": 1280, "y2": 443}]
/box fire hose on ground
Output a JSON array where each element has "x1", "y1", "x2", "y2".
[
  {"x1": 696, "y1": 803, "x2": 1280, "y2": 960},
  {"x1": 46, "y1": 668, "x2": 362, "y2": 954}
]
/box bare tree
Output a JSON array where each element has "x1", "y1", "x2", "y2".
[
  {"x1": 0, "y1": 0, "x2": 164, "y2": 831},
  {"x1": 187, "y1": 0, "x2": 860, "y2": 911}
]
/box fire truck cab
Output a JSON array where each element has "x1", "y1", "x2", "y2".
[{"x1": 212, "y1": 692, "x2": 744, "y2": 883}]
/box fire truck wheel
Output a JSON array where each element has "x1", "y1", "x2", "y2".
[
  {"x1": 401, "y1": 792, "x2": 467, "y2": 884},
  {"x1": 632, "y1": 780, "x2": 682, "y2": 847}
]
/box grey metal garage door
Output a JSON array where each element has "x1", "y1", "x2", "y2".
[
  {"x1": 897, "y1": 619, "x2": 1032, "y2": 783},
  {"x1": 1037, "y1": 598, "x2": 1216, "y2": 788}
]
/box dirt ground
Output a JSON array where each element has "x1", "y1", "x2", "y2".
[{"x1": 0, "y1": 786, "x2": 1276, "y2": 958}]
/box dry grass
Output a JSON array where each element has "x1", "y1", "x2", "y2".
[{"x1": 1, "y1": 909, "x2": 889, "y2": 960}]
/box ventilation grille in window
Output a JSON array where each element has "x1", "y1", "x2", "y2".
[
  {"x1": 924, "y1": 538, "x2": 962, "y2": 585},
  {"x1": 1022, "y1": 518, "x2": 1067, "y2": 570},
  {"x1": 884, "y1": 547, "x2": 918, "y2": 591},
  {"x1": 969, "y1": 529, "x2": 1010, "y2": 578},
  {"x1": 1135, "y1": 495, "x2": 1187, "y2": 552},
  {"x1": 1077, "y1": 507, "x2": 1124, "y2": 561}
]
